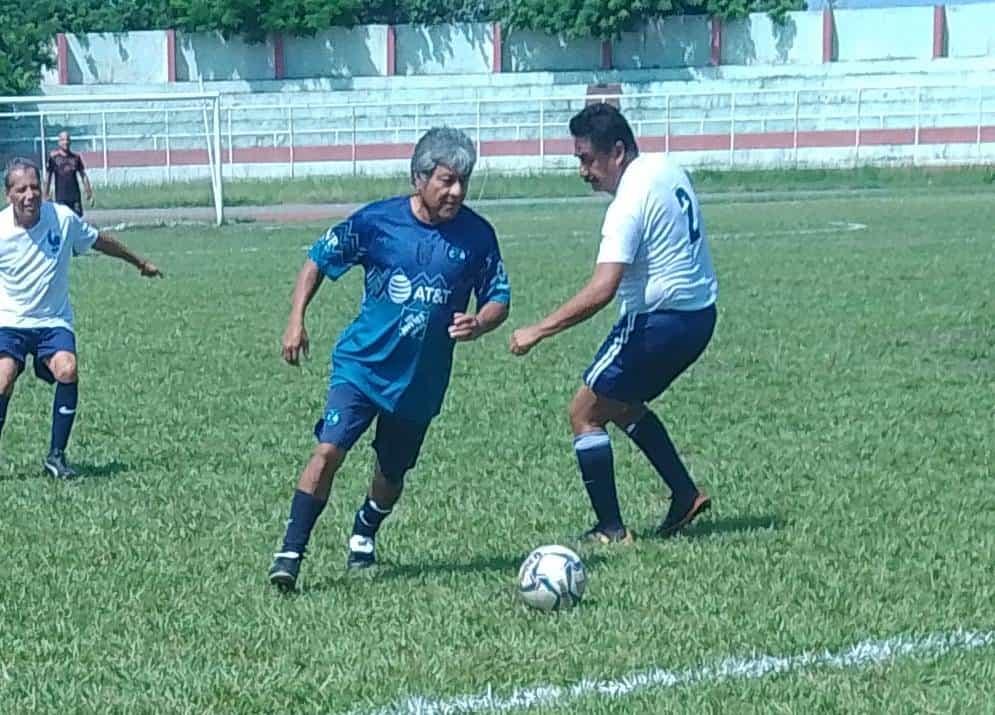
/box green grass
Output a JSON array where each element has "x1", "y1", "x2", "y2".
[
  {"x1": 92, "y1": 164, "x2": 995, "y2": 210},
  {"x1": 1, "y1": 191, "x2": 993, "y2": 713}
]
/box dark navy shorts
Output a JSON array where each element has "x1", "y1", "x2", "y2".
[
  {"x1": 0, "y1": 327, "x2": 76, "y2": 384},
  {"x1": 313, "y1": 380, "x2": 431, "y2": 481},
  {"x1": 583, "y1": 304, "x2": 716, "y2": 404}
]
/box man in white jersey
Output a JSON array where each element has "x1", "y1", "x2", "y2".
[
  {"x1": 510, "y1": 104, "x2": 717, "y2": 542},
  {"x1": 0, "y1": 158, "x2": 162, "y2": 478}
]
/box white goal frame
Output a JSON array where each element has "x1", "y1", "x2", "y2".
[{"x1": 0, "y1": 92, "x2": 224, "y2": 225}]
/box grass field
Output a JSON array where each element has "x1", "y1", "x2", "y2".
[
  {"x1": 90, "y1": 164, "x2": 995, "y2": 209},
  {"x1": 1, "y1": 188, "x2": 993, "y2": 713}
]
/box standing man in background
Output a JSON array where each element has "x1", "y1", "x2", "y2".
[
  {"x1": 46, "y1": 131, "x2": 93, "y2": 217},
  {"x1": 510, "y1": 103, "x2": 718, "y2": 543}
]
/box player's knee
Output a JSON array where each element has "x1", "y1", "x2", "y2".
[
  {"x1": 311, "y1": 443, "x2": 345, "y2": 473},
  {"x1": 568, "y1": 393, "x2": 598, "y2": 434},
  {"x1": 49, "y1": 355, "x2": 77, "y2": 383},
  {"x1": 0, "y1": 358, "x2": 19, "y2": 395}
]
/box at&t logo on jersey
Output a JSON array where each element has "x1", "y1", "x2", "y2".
[{"x1": 385, "y1": 271, "x2": 452, "y2": 305}]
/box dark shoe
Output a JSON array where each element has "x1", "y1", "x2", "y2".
[
  {"x1": 346, "y1": 535, "x2": 377, "y2": 570},
  {"x1": 43, "y1": 449, "x2": 78, "y2": 480},
  {"x1": 579, "y1": 525, "x2": 635, "y2": 545},
  {"x1": 656, "y1": 492, "x2": 711, "y2": 538},
  {"x1": 269, "y1": 552, "x2": 302, "y2": 592}
]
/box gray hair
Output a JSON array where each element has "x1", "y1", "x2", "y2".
[
  {"x1": 410, "y1": 127, "x2": 476, "y2": 185},
  {"x1": 4, "y1": 157, "x2": 41, "y2": 190}
]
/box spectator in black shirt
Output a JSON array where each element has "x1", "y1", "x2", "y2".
[{"x1": 45, "y1": 131, "x2": 93, "y2": 217}]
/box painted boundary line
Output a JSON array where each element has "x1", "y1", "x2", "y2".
[{"x1": 352, "y1": 629, "x2": 995, "y2": 715}]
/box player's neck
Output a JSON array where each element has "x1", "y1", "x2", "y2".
[{"x1": 409, "y1": 195, "x2": 445, "y2": 226}]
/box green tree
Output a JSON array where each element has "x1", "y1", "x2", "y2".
[
  {"x1": 0, "y1": 3, "x2": 57, "y2": 95},
  {"x1": 498, "y1": 0, "x2": 802, "y2": 40}
]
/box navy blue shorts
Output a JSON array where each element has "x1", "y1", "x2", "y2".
[
  {"x1": 313, "y1": 381, "x2": 430, "y2": 481},
  {"x1": 0, "y1": 327, "x2": 76, "y2": 384},
  {"x1": 583, "y1": 304, "x2": 716, "y2": 404}
]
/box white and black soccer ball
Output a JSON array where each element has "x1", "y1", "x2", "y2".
[{"x1": 518, "y1": 544, "x2": 587, "y2": 612}]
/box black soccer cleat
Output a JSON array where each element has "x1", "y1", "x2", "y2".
[
  {"x1": 43, "y1": 449, "x2": 79, "y2": 480},
  {"x1": 268, "y1": 552, "x2": 302, "y2": 592},
  {"x1": 655, "y1": 492, "x2": 711, "y2": 538},
  {"x1": 346, "y1": 535, "x2": 377, "y2": 570}
]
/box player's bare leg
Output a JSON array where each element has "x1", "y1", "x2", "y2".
[
  {"x1": 269, "y1": 443, "x2": 347, "y2": 591},
  {"x1": 0, "y1": 356, "x2": 20, "y2": 450},
  {"x1": 569, "y1": 386, "x2": 638, "y2": 545}
]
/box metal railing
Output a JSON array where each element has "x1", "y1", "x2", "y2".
[{"x1": 3, "y1": 84, "x2": 995, "y2": 180}]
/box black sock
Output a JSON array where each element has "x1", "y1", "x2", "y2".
[
  {"x1": 574, "y1": 430, "x2": 624, "y2": 532},
  {"x1": 0, "y1": 394, "x2": 9, "y2": 441},
  {"x1": 280, "y1": 489, "x2": 328, "y2": 556},
  {"x1": 352, "y1": 497, "x2": 392, "y2": 540},
  {"x1": 50, "y1": 382, "x2": 78, "y2": 453},
  {"x1": 626, "y1": 410, "x2": 697, "y2": 506}
]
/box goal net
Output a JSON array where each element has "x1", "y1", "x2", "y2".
[{"x1": 0, "y1": 91, "x2": 224, "y2": 225}]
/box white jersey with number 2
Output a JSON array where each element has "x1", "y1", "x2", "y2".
[{"x1": 596, "y1": 154, "x2": 718, "y2": 317}]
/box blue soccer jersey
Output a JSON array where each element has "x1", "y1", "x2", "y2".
[{"x1": 308, "y1": 196, "x2": 510, "y2": 422}]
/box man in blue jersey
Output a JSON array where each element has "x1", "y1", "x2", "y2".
[
  {"x1": 269, "y1": 128, "x2": 511, "y2": 591},
  {"x1": 510, "y1": 104, "x2": 717, "y2": 543}
]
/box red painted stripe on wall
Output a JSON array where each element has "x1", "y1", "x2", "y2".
[{"x1": 74, "y1": 126, "x2": 995, "y2": 170}]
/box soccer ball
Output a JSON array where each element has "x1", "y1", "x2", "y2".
[{"x1": 518, "y1": 545, "x2": 587, "y2": 612}]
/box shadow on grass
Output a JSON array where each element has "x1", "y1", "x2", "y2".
[
  {"x1": 680, "y1": 513, "x2": 783, "y2": 540},
  {"x1": 0, "y1": 458, "x2": 132, "y2": 483},
  {"x1": 303, "y1": 551, "x2": 611, "y2": 593}
]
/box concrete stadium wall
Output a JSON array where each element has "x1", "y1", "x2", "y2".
[
  {"x1": 502, "y1": 31, "x2": 602, "y2": 72},
  {"x1": 834, "y1": 7, "x2": 935, "y2": 61},
  {"x1": 396, "y1": 23, "x2": 494, "y2": 75},
  {"x1": 721, "y1": 12, "x2": 824, "y2": 66},
  {"x1": 45, "y1": 3, "x2": 995, "y2": 85},
  {"x1": 615, "y1": 17, "x2": 712, "y2": 69},
  {"x1": 176, "y1": 33, "x2": 276, "y2": 81},
  {"x1": 946, "y1": 5, "x2": 995, "y2": 57},
  {"x1": 65, "y1": 31, "x2": 168, "y2": 84},
  {"x1": 283, "y1": 26, "x2": 389, "y2": 78}
]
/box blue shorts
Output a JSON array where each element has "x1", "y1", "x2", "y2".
[
  {"x1": 583, "y1": 304, "x2": 716, "y2": 404},
  {"x1": 313, "y1": 380, "x2": 431, "y2": 481},
  {"x1": 0, "y1": 327, "x2": 76, "y2": 384}
]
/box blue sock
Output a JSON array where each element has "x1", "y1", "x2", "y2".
[
  {"x1": 0, "y1": 394, "x2": 9, "y2": 440},
  {"x1": 574, "y1": 430, "x2": 624, "y2": 532},
  {"x1": 352, "y1": 497, "x2": 392, "y2": 539},
  {"x1": 50, "y1": 381, "x2": 78, "y2": 452},
  {"x1": 281, "y1": 489, "x2": 328, "y2": 556},
  {"x1": 626, "y1": 410, "x2": 697, "y2": 506}
]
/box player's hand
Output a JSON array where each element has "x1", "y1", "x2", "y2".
[
  {"x1": 282, "y1": 321, "x2": 310, "y2": 366},
  {"x1": 138, "y1": 260, "x2": 163, "y2": 278},
  {"x1": 449, "y1": 312, "x2": 482, "y2": 342},
  {"x1": 509, "y1": 326, "x2": 543, "y2": 356}
]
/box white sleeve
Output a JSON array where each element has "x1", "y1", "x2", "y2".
[
  {"x1": 69, "y1": 215, "x2": 100, "y2": 255},
  {"x1": 597, "y1": 190, "x2": 643, "y2": 265}
]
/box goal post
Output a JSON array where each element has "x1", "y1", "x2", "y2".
[{"x1": 0, "y1": 91, "x2": 225, "y2": 225}]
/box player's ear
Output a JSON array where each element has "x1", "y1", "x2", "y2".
[{"x1": 613, "y1": 140, "x2": 626, "y2": 164}]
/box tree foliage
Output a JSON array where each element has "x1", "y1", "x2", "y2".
[
  {"x1": 2, "y1": 0, "x2": 804, "y2": 94},
  {"x1": 0, "y1": 2, "x2": 58, "y2": 95}
]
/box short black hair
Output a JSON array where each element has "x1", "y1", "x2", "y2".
[
  {"x1": 568, "y1": 103, "x2": 638, "y2": 158},
  {"x1": 4, "y1": 157, "x2": 40, "y2": 190}
]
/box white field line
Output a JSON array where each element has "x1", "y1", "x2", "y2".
[
  {"x1": 351, "y1": 629, "x2": 995, "y2": 715},
  {"x1": 135, "y1": 222, "x2": 868, "y2": 257}
]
